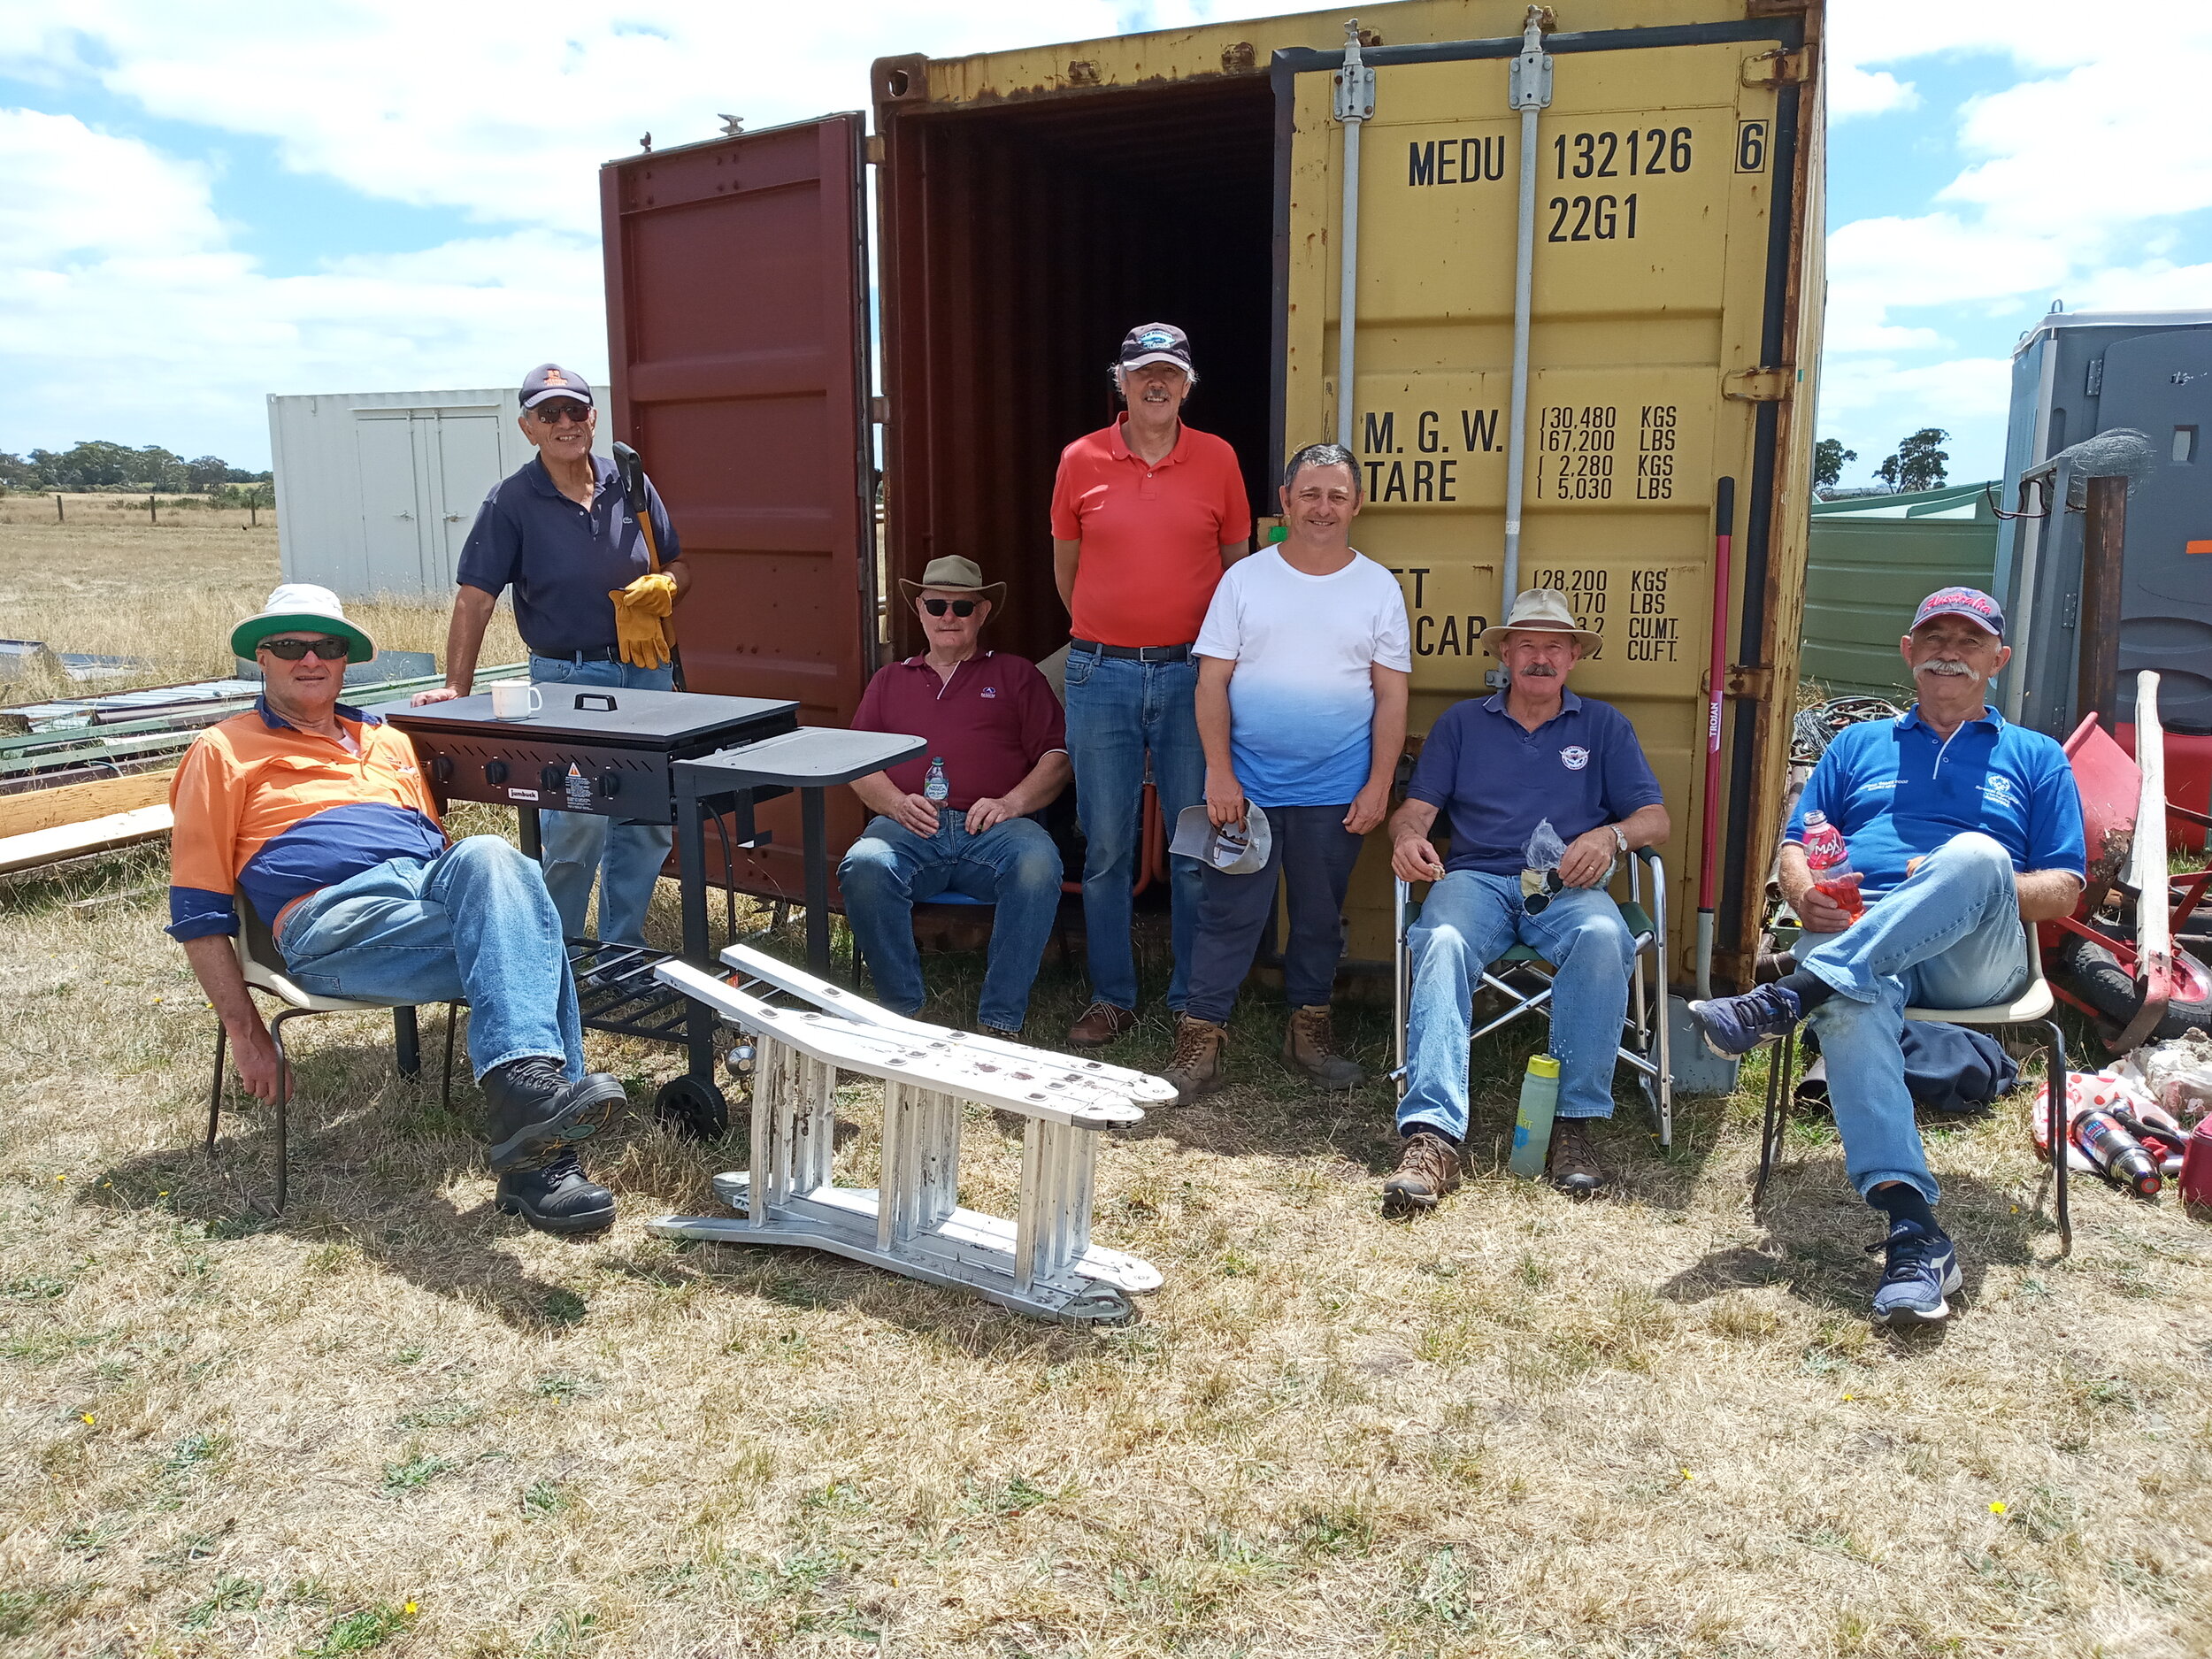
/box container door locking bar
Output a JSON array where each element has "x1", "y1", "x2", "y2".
[
  {"x1": 1500, "y1": 4, "x2": 1555, "y2": 633},
  {"x1": 1333, "y1": 19, "x2": 1375, "y2": 450}
]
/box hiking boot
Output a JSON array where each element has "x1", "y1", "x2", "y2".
[
  {"x1": 1160, "y1": 1014, "x2": 1227, "y2": 1104},
  {"x1": 1686, "y1": 983, "x2": 1802, "y2": 1058},
  {"x1": 1868, "y1": 1222, "x2": 1962, "y2": 1327},
  {"x1": 482, "y1": 1059, "x2": 626, "y2": 1175},
  {"x1": 1067, "y1": 1001, "x2": 1137, "y2": 1048},
  {"x1": 979, "y1": 1025, "x2": 1023, "y2": 1043},
  {"x1": 495, "y1": 1148, "x2": 616, "y2": 1236},
  {"x1": 1284, "y1": 1005, "x2": 1364, "y2": 1088},
  {"x1": 1382, "y1": 1130, "x2": 1462, "y2": 1217},
  {"x1": 1548, "y1": 1118, "x2": 1607, "y2": 1198}
]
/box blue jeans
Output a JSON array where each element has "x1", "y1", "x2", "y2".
[
  {"x1": 838, "y1": 814, "x2": 1065, "y2": 1032},
  {"x1": 529, "y1": 655, "x2": 676, "y2": 946},
  {"x1": 1798, "y1": 831, "x2": 2030, "y2": 1205},
  {"x1": 1063, "y1": 649, "x2": 1204, "y2": 1012},
  {"x1": 1398, "y1": 870, "x2": 1636, "y2": 1141},
  {"x1": 1186, "y1": 804, "x2": 1364, "y2": 1024},
  {"x1": 275, "y1": 835, "x2": 585, "y2": 1083}
]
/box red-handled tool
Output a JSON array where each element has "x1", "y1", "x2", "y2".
[{"x1": 1697, "y1": 478, "x2": 1735, "y2": 1000}]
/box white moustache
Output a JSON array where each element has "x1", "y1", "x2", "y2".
[
  {"x1": 1918, "y1": 659, "x2": 1974, "y2": 677},
  {"x1": 1522, "y1": 664, "x2": 1559, "y2": 678}
]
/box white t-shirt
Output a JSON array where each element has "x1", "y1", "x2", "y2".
[{"x1": 1194, "y1": 546, "x2": 1413, "y2": 808}]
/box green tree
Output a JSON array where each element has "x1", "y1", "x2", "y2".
[
  {"x1": 0, "y1": 452, "x2": 36, "y2": 489},
  {"x1": 1813, "y1": 438, "x2": 1855, "y2": 489},
  {"x1": 186, "y1": 455, "x2": 234, "y2": 492},
  {"x1": 1875, "y1": 427, "x2": 1949, "y2": 494}
]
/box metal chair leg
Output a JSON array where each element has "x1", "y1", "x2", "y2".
[
  {"x1": 270, "y1": 1009, "x2": 304, "y2": 1216},
  {"x1": 1752, "y1": 1025, "x2": 1796, "y2": 1212},
  {"x1": 442, "y1": 1004, "x2": 460, "y2": 1112},
  {"x1": 2046, "y1": 1019, "x2": 2071, "y2": 1256},
  {"x1": 206, "y1": 1022, "x2": 227, "y2": 1154},
  {"x1": 393, "y1": 1005, "x2": 421, "y2": 1079}
]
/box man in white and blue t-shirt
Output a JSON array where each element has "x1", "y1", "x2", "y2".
[{"x1": 1161, "y1": 442, "x2": 1412, "y2": 1102}]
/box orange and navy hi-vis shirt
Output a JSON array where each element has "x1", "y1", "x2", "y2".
[{"x1": 165, "y1": 698, "x2": 447, "y2": 941}]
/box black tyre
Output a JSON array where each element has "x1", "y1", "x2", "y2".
[
  {"x1": 654, "y1": 1075, "x2": 730, "y2": 1141},
  {"x1": 2051, "y1": 934, "x2": 2212, "y2": 1041}
]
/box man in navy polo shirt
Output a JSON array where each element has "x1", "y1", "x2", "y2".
[
  {"x1": 1691, "y1": 587, "x2": 2084, "y2": 1327},
  {"x1": 413, "y1": 364, "x2": 688, "y2": 947},
  {"x1": 1383, "y1": 589, "x2": 1671, "y2": 1211},
  {"x1": 841, "y1": 557, "x2": 1071, "y2": 1040}
]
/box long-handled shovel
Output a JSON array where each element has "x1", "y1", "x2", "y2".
[{"x1": 611, "y1": 440, "x2": 685, "y2": 693}]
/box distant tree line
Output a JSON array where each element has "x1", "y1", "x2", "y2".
[
  {"x1": 0, "y1": 441, "x2": 272, "y2": 494},
  {"x1": 1813, "y1": 428, "x2": 1951, "y2": 495}
]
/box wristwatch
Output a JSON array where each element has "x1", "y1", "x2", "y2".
[{"x1": 1609, "y1": 824, "x2": 1629, "y2": 856}]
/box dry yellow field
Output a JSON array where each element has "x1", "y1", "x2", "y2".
[{"x1": 3, "y1": 525, "x2": 2210, "y2": 1657}]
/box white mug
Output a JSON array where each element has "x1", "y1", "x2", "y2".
[{"x1": 490, "y1": 681, "x2": 543, "y2": 721}]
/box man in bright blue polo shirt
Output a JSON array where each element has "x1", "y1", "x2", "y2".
[
  {"x1": 1383, "y1": 589, "x2": 1671, "y2": 1210},
  {"x1": 413, "y1": 364, "x2": 688, "y2": 947},
  {"x1": 1690, "y1": 587, "x2": 2085, "y2": 1328}
]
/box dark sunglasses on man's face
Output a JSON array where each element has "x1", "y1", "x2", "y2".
[
  {"x1": 921, "y1": 598, "x2": 978, "y2": 618},
  {"x1": 531, "y1": 401, "x2": 592, "y2": 426},
  {"x1": 261, "y1": 636, "x2": 350, "y2": 661}
]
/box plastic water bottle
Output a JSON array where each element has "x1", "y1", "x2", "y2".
[
  {"x1": 1509, "y1": 1055, "x2": 1561, "y2": 1179},
  {"x1": 923, "y1": 757, "x2": 949, "y2": 804},
  {"x1": 1800, "y1": 810, "x2": 1863, "y2": 920}
]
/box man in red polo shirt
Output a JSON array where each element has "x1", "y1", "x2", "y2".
[
  {"x1": 1050, "y1": 322, "x2": 1252, "y2": 1047},
  {"x1": 841, "y1": 557, "x2": 1071, "y2": 1039}
]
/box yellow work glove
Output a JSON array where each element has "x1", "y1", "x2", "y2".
[
  {"x1": 614, "y1": 572, "x2": 678, "y2": 618},
  {"x1": 610, "y1": 595, "x2": 672, "y2": 670}
]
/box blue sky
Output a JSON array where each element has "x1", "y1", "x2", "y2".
[{"x1": 3, "y1": 2, "x2": 2206, "y2": 480}]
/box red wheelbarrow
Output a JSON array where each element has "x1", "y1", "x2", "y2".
[{"x1": 2047, "y1": 672, "x2": 2212, "y2": 1054}]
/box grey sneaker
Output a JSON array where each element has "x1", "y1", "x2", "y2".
[{"x1": 1869, "y1": 1223, "x2": 1962, "y2": 1326}]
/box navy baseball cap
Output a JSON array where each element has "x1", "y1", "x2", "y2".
[
  {"x1": 1118, "y1": 322, "x2": 1194, "y2": 377},
  {"x1": 1911, "y1": 586, "x2": 2006, "y2": 639},
  {"x1": 519, "y1": 363, "x2": 594, "y2": 410}
]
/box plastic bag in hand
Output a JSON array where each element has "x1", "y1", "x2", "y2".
[{"x1": 1524, "y1": 818, "x2": 1569, "y2": 872}]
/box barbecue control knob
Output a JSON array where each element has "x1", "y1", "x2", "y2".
[
  {"x1": 427, "y1": 755, "x2": 454, "y2": 785},
  {"x1": 483, "y1": 760, "x2": 508, "y2": 786},
  {"x1": 540, "y1": 764, "x2": 564, "y2": 793},
  {"x1": 595, "y1": 772, "x2": 620, "y2": 798}
]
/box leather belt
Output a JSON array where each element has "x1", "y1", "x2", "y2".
[
  {"x1": 534, "y1": 644, "x2": 622, "y2": 664},
  {"x1": 1069, "y1": 639, "x2": 1192, "y2": 663}
]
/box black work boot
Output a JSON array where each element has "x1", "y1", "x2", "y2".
[
  {"x1": 495, "y1": 1148, "x2": 616, "y2": 1235},
  {"x1": 482, "y1": 1058, "x2": 626, "y2": 1175}
]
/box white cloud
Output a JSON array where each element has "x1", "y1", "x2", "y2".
[{"x1": 0, "y1": 109, "x2": 223, "y2": 262}]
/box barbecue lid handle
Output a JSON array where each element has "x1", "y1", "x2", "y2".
[{"x1": 574, "y1": 693, "x2": 618, "y2": 711}]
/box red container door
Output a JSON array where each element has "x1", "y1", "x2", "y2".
[{"x1": 602, "y1": 115, "x2": 876, "y2": 899}]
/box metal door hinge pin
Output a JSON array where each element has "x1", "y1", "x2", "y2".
[{"x1": 1509, "y1": 6, "x2": 1555, "y2": 110}]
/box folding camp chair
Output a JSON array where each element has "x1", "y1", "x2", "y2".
[
  {"x1": 204, "y1": 898, "x2": 460, "y2": 1213},
  {"x1": 1391, "y1": 848, "x2": 1674, "y2": 1146},
  {"x1": 1750, "y1": 928, "x2": 2070, "y2": 1254}
]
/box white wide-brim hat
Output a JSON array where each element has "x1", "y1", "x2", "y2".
[
  {"x1": 230, "y1": 583, "x2": 375, "y2": 663},
  {"x1": 1476, "y1": 588, "x2": 1602, "y2": 653}
]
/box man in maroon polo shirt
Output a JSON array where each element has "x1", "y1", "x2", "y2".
[
  {"x1": 841, "y1": 557, "x2": 1071, "y2": 1039},
  {"x1": 1050, "y1": 322, "x2": 1252, "y2": 1048}
]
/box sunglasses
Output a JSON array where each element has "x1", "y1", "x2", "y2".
[
  {"x1": 260, "y1": 636, "x2": 351, "y2": 661},
  {"x1": 530, "y1": 401, "x2": 592, "y2": 425},
  {"x1": 920, "y1": 598, "x2": 979, "y2": 618}
]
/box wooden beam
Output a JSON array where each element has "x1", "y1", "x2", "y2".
[
  {"x1": 0, "y1": 805, "x2": 173, "y2": 876},
  {"x1": 0, "y1": 769, "x2": 174, "y2": 841}
]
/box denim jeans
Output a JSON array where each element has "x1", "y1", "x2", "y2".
[
  {"x1": 1062, "y1": 649, "x2": 1205, "y2": 1012},
  {"x1": 529, "y1": 655, "x2": 676, "y2": 946},
  {"x1": 1398, "y1": 869, "x2": 1636, "y2": 1141},
  {"x1": 1797, "y1": 831, "x2": 2030, "y2": 1204},
  {"x1": 275, "y1": 836, "x2": 585, "y2": 1082},
  {"x1": 1185, "y1": 804, "x2": 1363, "y2": 1024},
  {"x1": 838, "y1": 813, "x2": 1065, "y2": 1032}
]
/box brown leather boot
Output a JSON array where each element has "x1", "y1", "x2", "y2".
[
  {"x1": 1283, "y1": 1005, "x2": 1363, "y2": 1088},
  {"x1": 1382, "y1": 1130, "x2": 1462, "y2": 1217},
  {"x1": 1067, "y1": 1001, "x2": 1137, "y2": 1048},
  {"x1": 1160, "y1": 1014, "x2": 1227, "y2": 1104},
  {"x1": 1548, "y1": 1118, "x2": 1608, "y2": 1198}
]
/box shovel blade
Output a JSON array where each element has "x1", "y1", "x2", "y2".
[{"x1": 1666, "y1": 995, "x2": 1741, "y2": 1095}]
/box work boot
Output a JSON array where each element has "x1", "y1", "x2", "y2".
[
  {"x1": 482, "y1": 1058, "x2": 626, "y2": 1175},
  {"x1": 1283, "y1": 1005, "x2": 1364, "y2": 1088},
  {"x1": 495, "y1": 1147, "x2": 616, "y2": 1236},
  {"x1": 1067, "y1": 1001, "x2": 1137, "y2": 1048},
  {"x1": 979, "y1": 1025, "x2": 1022, "y2": 1043},
  {"x1": 1547, "y1": 1118, "x2": 1607, "y2": 1199},
  {"x1": 1160, "y1": 1014, "x2": 1227, "y2": 1104},
  {"x1": 1382, "y1": 1130, "x2": 1462, "y2": 1217}
]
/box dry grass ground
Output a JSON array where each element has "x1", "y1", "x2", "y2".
[
  {"x1": 0, "y1": 501, "x2": 522, "y2": 704},
  {"x1": 4, "y1": 534, "x2": 2211, "y2": 1656}
]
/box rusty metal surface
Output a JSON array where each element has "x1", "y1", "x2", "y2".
[
  {"x1": 601, "y1": 115, "x2": 877, "y2": 902},
  {"x1": 875, "y1": 76, "x2": 1275, "y2": 665}
]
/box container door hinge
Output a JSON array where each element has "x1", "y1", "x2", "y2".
[
  {"x1": 1723, "y1": 366, "x2": 1792, "y2": 403},
  {"x1": 1741, "y1": 47, "x2": 1810, "y2": 88},
  {"x1": 1333, "y1": 19, "x2": 1376, "y2": 121},
  {"x1": 1509, "y1": 7, "x2": 1556, "y2": 110},
  {"x1": 870, "y1": 396, "x2": 888, "y2": 426},
  {"x1": 1725, "y1": 664, "x2": 1773, "y2": 701},
  {"x1": 865, "y1": 134, "x2": 885, "y2": 165}
]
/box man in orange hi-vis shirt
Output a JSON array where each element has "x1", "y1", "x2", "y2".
[{"x1": 168, "y1": 585, "x2": 626, "y2": 1234}]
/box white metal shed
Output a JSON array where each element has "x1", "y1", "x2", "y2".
[{"x1": 267, "y1": 387, "x2": 610, "y2": 597}]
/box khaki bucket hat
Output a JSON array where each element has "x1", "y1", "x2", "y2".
[
  {"x1": 1476, "y1": 588, "x2": 1601, "y2": 653},
  {"x1": 897, "y1": 556, "x2": 1006, "y2": 606}
]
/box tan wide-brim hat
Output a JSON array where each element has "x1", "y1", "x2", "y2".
[
  {"x1": 898, "y1": 556, "x2": 1006, "y2": 606},
  {"x1": 1476, "y1": 588, "x2": 1602, "y2": 653}
]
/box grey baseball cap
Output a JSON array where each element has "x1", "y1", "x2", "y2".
[
  {"x1": 1170, "y1": 803, "x2": 1271, "y2": 876},
  {"x1": 519, "y1": 363, "x2": 594, "y2": 409}
]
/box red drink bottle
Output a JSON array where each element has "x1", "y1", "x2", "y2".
[{"x1": 1800, "y1": 810, "x2": 1864, "y2": 920}]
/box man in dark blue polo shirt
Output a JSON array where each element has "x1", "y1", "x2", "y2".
[
  {"x1": 412, "y1": 364, "x2": 687, "y2": 947},
  {"x1": 1382, "y1": 590, "x2": 1671, "y2": 1211},
  {"x1": 1690, "y1": 588, "x2": 2084, "y2": 1327}
]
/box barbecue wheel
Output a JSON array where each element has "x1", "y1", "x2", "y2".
[{"x1": 654, "y1": 1075, "x2": 730, "y2": 1141}]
